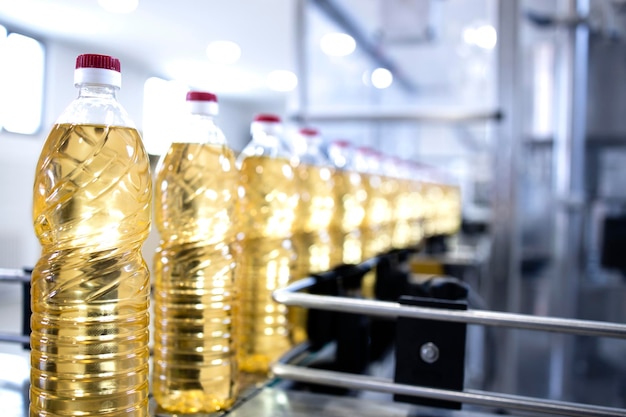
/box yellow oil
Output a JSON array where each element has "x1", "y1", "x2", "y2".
[
  {"x1": 422, "y1": 182, "x2": 446, "y2": 236},
  {"x1": 152, "y1": 143, "x2": 238, "y2": 413},
  {"x1": 291, "y1": 164, "x2": 337, "y2": 343},
  {"x1": 235, "y1": 155, "x2": 298, "y2": 373},
  {"x1": 31, "y1": 123, "x2": 152, "y2": 417},
  {"x1": 236, "y1": 237, "x2": 294, "y2": 372},
  {"x1": 407, "y1": 179, "x2": 425, "y2": 247},
  {"x1": 329, "y1": 170, "x2": 367, "y2": 265},
  {"x1": 359, "y1": 172, "x2": 393, "y2": 299},
  {"x1": 379, "y1": 174, "x2": 400, "y2": 251},
  {"x1": 440, "y1": 184, "x2": 462, "y2": 235},
  {"x1": 294, "y1": 164, "x2": 335, "y2": 235},
  {"x1": 360, "y1": 172, "x2": 393, "y2": 254},
  {"x1": 391, "y1": 177, "x2": 413, "y2": 249}
]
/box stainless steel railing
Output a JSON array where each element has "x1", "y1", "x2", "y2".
[{"x1": 271, "y1": 257, "x2": 626, "y2": 417}]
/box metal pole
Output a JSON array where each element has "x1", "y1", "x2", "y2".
[
  {"x1": 272, "y1": 363, "x2": 626, "y2": 417},
  {"x1": 290, "y1": 109, "x2": 502, "y2": 124},
  {"x1": 273, "y1": 279, "x2": 626, "y2": 339},
  {"x1": 490, "y1": 0, "x2": 522, "y2": 395},
  {"x1": 294, "y1": 0, "x2": 309, "y2": 123},
  {"x1": 549, "y1": 0, "x2": 589, "y2": 401}
]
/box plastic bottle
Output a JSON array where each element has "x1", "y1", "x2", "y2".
[
  {"x1": 31, "y1": 54, "x2": 151, "y2": 417},
  {"x1": 389, "y1": 157, "x2": 412, "y2": 250},
  {"x1": 354, "y1": 146, "x2": 390, "y2": 259},
  {"x1": 290, "y1": 128, "x2": 336, "y2": 267},
  {"x1": 374, "y1": 150, "x2": 397, "y2": 253},
  {"x1": 439, "y1": 173, "x2": 462, "y2": 236},
  {"x1": 353, "y1": 147, "x2": 391, "y2": 298},
  {"x1": 290, "y1": 127, "x2": 336, "y2": 343},
  {"x1": 327, "y1": 140, "x2": 367, "y2": 265},
  {"x1": 405, "y1": 161, "x2": 425, "y2": 247},
  {"x1": 291, "y1": 128, "x2": 335, "y2": 240},
  {"x1": 152, "y1": 91, "x2": 238, "y2": 413},
  {"x1": 420, "y1": 164, "x2": 445, "y2": 237},
  {"x1": 235, "y1": 114, "x2": 299, "y2": 374}
]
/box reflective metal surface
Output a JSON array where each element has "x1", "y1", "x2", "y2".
[
  {"x1": 226, "y1": 387, "x2": 528, "y2": 417},
  {"x1": 273, "y1": 277, "x2": 626, "y2": 339},
  {"x1": 290, "y1": 109, "x2": 502, "y2": 124},
  {"x1": 549, "y1": 0, "x2": 590, "y2": 401},
  {"x1": 272, "y1": 363, "x2": 626, "y2": 417}
]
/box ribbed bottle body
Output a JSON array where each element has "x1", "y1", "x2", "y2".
[
  {"x1": 292, "y1": 163, "x2": 337, "y2": 276},
  {"x1": 291, "y1": 164, "x2": 336, "y2": 342},
  {"x1": 328, "y1": 170, "x2": 366, "y2": 265},
  {"x1": 152, "y1": 143, "x2": 238, "y2": 413},
  {"x1": 31, "y1": 123, "x2": 152, "y2": 417},
  {"x1": 235, "y1": 155, "x2": 298, "y2": 373},
  {"x1": 360, "y1": 172, "x2": 392, "y2": 258},
  {"x1": 391, "y1": 177, "x2": 413, "y2": 249}
]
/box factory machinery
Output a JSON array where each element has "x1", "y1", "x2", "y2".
[{"x1": 1, "y1": 237, "x2": 625, "y2": 417}]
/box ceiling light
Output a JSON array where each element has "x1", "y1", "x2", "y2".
[
  {"x1": 165, "y1": 61, "x2": 263, "y2": 94},
  {"x1": 463, "y1": 24, "x2": 497, "y2": 50},
  {"x1": 371, "y1": 68, "x2": 393, "y2": 89},
  {"x1": 98, "y1": 0, "x2": 139, "y2": 14},
  {"x1": 267, "y1": 70, "x2": 298, "y2": 92},
  {"x1": 474, "y1": 25, "x2": 497, "y2": 49},
  {"x1": 320, "y1": 32, "x2": 356, "y2": 57},
  {"x1": 206, "y1": 40, "x2": 241, "y2": 65}
]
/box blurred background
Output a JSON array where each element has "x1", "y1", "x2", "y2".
[{"x1": 0, "y1": 0, "x2": 625, "y2": 415}]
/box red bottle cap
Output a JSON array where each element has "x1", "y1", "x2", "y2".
[
  {"x1": 75, "y1": 54, "x2": 121, "y2": 72},
  {"x1": 332, "y1": 139, "x2": 351, "y2": 147},
  {"x1": 186, "y1": 91, "x2": 219, "y2": 115},
  {"x1": 299, "y1": 127, "x2": 319, "y2": 136},
  {"x1": 186, "y1": 91, "x2": 218, "y2": 102},
  {"x1": 255, "y1": 114, "x2": 281, "y2": 123},
  {"x1": 74, "y1": 54, "x2": 122, "y2": 87}
]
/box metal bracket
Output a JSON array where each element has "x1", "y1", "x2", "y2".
[{"x1": 394, "y1": 296, "x2": 467, "y2": 409}]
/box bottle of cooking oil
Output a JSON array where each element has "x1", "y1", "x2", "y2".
[
  {"x1": 388, "y1": 156, "x2": 412, "y2": 250},
  {"x1": 327, "y1": 140, "x2": 366, "y2": 265},
  {"x1": 422, "y1": 167, "x2": 445, "y2": 237},
  {"x1": 152, "y1": 91, "x2": 238, "y2": 413},
  {"x1": 439, "y1": 174, "x2": 462, "y2": 236},
  {"x1": 290, "y1": 127, "x2": 336, "y2": 343},
  {"x1": 376, "y1": 150, "x2": 398, "y2": 253},
  {"x1": 235, "y1": 114, "x2": 299, "y2": 374},
  {"x1": 354, "y1": 146, "x2": 390, "y2": 260},
  {"x1": 406, "y1": 161, "x2": 425, "y2": 247},
  {"x1": 353, "y1": 147, "x2": 391, "y2": 298},
  {"x1": 290, "y1": 128, "x2": 337, "y2": 267},
  {"x1": 31, "y1": 54, "x2": 151, "y2": 417}
]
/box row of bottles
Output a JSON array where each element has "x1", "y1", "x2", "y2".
[{"x1": 29, "y1": 53, "x2": 462, "y2": 416}]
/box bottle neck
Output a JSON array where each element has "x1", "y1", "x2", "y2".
[
  {"x1": 250, "y1": 121, "x2": 285, "y2": 153},
  {"x1": 299, "y1": 138, "x2": 327, "y2": 166},
  {"x1": 252, "y1": 130, "x2": 281, "y2": 150},
  {"x1": 187, "y1": 113, "x2": 226, "y2": 145},
  {"x1": 77, "y1": 83, "x2": 118, "y2": 99},
  {"x1": 237, "y1": 123, "x2": 290, "y2": 166},
  {"x1": 56, "y1": 82, "x2": 135, "y2": 128},
  {"x1": 329, "y1": 147, "x2": 352, "y2": 171}
]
